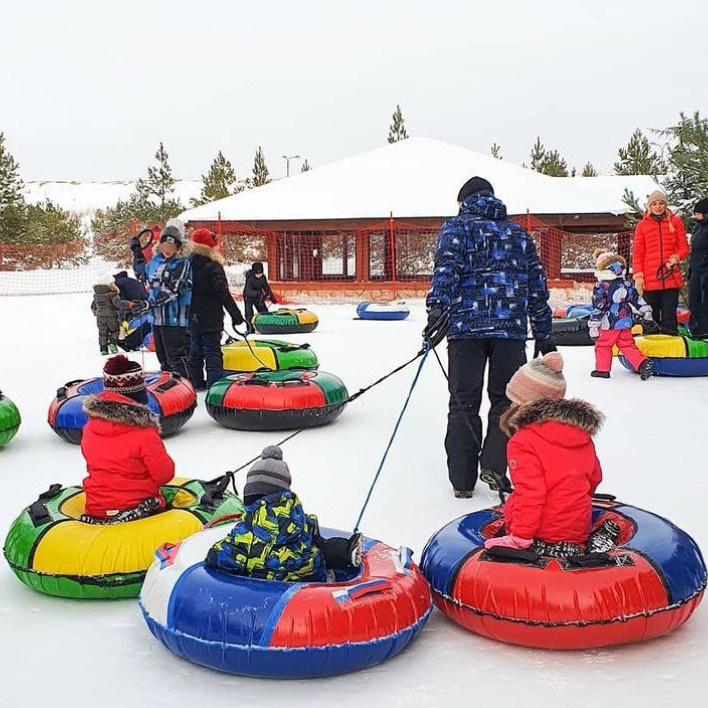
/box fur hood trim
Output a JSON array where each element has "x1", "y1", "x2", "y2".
[
  {"x1": 93, "y1": 283, "x2": 119, "y2": 293},
  {"x1": 508, "y1": 398, "x2": 604, "y2": 435},
  {"x1": 594, "y1": 268, "x2": 622, "y2": 281},
  {"x1": 191, "y1": 242, "x2": 224, "y2": 265},
  {"x1": 83, "y1": 395, "x2": 161, "y2": 431}
]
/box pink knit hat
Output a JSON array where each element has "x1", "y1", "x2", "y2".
[{"x1": 506, "y1": 352, "x2": 567, "y2": 405}]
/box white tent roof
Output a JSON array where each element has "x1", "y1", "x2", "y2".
[{"x1": 181, "y1": 137, "x2": 659, "y2": 223}]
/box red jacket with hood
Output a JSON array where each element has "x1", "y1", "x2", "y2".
[
  {"x1": 80, "y1": 391, "x2": 175, "y2": 518},
  {"x1": 632, "y1": 211, "x2": 689, "y2": 291},
  {"x1": 503, "y1": 398, "x2": 603, "y2": 544}
]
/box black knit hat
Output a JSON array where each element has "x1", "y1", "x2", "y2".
[
  {"x1": 251, "y1": 262, "x2": 264, "y2": 274},
  {"x1": 458, "y1": 176, "x2": 494, "y2": 202},
  {"x1": 694, "y1": 198, "x2": 708, "y2": 215}
]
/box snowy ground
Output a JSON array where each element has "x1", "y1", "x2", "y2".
[{"x1": 0, "y1": 296, "x2": 706, "y2": 707}]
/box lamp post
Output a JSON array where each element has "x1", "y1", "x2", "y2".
[{"x1": 282, "y1": 154, "x2": 301, "y2": 178}]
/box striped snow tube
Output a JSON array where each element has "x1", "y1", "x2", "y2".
[
  {"x1": 0, "y1": 390, "x2": 21, "y2": 448},
  {"x1": 3, "y1": 479, "x2": 244, "y2": 599},
  {"x1": 47, "y1": 372, "x2": 197, "y2": 444},
  {"x1": 253, "y1": 308, "x2": 319, "y2": 335},
  {"x1": 206, "y1": 370, "x2": 348, "y2": 431},
  {"x1": 222, "y1": 338, "x2": 318, "y2": 374},
  {"x1": 355, "y1": 301, "x2": 410, "y2": 321},
  {"x1": 139, "y1": 524, "x2": 432, "y2": 677},
  {"x1": 421, "y1": 501, "x2": 706, "y2": 649},
  {"x1": 619, "y1": 334, "x2": 708, "y2": 377}
]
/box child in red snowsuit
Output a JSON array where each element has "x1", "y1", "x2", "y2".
[
  {"x1": 80, "y1": 355, "x2": 175, "y2": 523},
  {"x1": 484, "y1": 352, "x2": 606, "y2": 557}
]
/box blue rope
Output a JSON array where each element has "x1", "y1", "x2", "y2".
[{"x1": 353, "y1": 343, "x2": 430, "y2": 533}]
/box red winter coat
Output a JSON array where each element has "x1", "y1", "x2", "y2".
[
  {"x1": 632, "y1": 211, "x2": 689, "y2": 291},
  {"x1": 80, "y1": 391, "x2": 175, "y2": 518},
  {"x1": 503, "y1": 398, "x2": 603, "y2": 544}
]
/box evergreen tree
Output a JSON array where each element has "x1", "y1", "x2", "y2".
[
  {"x1": 191, "y1": 151, "x2": 243, "y2": 207},
  {"x1": 387, "y1": 105, "x2": 409, "y2": 143},
  {"x1": 581, "y1": 162, "x2": 598, "y2": 177},
  {"x1": 490, "y1": 143, "x2": 502, "y2": 159},
  {"x1": 660, "y1": 111, "x2": 708, "y2": 216},
  {"x1": 621, "y1": 188, "x2": 643, "y2": 228},
  {"x1": 614, "y1": 128, "x2": 665, "y2": 176},
  {"x1": 134, "y1": 142, "x2": 183, "y2": 220},
  {"x1": 301, "y1": 159, "x2": 312, "y2": 172},
  {"x1": 249, "y1": 146, "x2": 271, "y2": 187},
  {"x1": 0, "y1": 132, "x2": 27, "y2": 242},
  {"x1": 540, "y1": 149, "x2": 569, "y2": 177},
  {"x1": 529, "y1": 137, "x2": 546, "y2": 171}
]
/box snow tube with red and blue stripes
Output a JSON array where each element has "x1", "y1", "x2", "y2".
[
  {"x1": 139, "y1": 523, "x2": 432, "y2": 677},
  {"x1": 420, "y1": 499, "x2": 706, "y2": 649}
]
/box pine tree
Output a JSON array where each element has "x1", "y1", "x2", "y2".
[
  {"x1": 191, "y1": 151, "x2": 243, "y2": 207},
  {"x1": 614, "y1": 129, "x2": 665, "y2": 176},
  {"x1": 301, "y1": 159, "x2": 312, "y2": 172},
  {"x1": 249, "y1": 146, "x2": 271, "y2": 187},
  {"x1": 581, "y1": 162, "x2": 598, "y2": 177},
  {"x1": 660, "y1": 111, "x2": 708, "y2": 216},
  {"x1": 0, "y1": 132, "x2": 27, "y2": 242},
  {"x1": 529, "y1": 137, "x2": 546, "y2": 171},
  {"x1": 540, "y1": 150, "x2": 569, "y2": 177},
  {"x1": 387, "y1": 105, "x2": 409, "y2": 144},
  {"x1": 134, "y1": 142, "x2": 183, "y2": 220},
  {"x1": 490, "y1": 143, "x2": 502, "y2": 159}
]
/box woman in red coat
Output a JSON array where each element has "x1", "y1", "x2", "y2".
[
  {"x1": 80, "y1": 356, "x2": 175, "y2": 523},
  {"x1": 632, "y1": 190, "x2": 689, "y2": 335},
  {"x1": 484, "y1": 352, "x2": 605, "y2": 557}
]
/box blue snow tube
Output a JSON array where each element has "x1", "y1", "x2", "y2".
[
  {"x1": 356, "y1": 302, "x2": 410, "y2": 321},
  {"x1": 565, "y1": 304, "x2": 593, "y2": 319}
]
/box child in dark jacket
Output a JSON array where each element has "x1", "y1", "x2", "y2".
[
  {"x1": 91, "y1": 277, "x2": 128, "y2": 355},
  {"x1": 206, "y1": 446, "x2": 361, "y2": 581},
  {"x1": 589, "y1": 249, "x2": 654, "y2": 380},
  {"x1": 80, "y1": 356, "x2": 175, "y2": 524},
  {"x1": 243, "y1": 262, "x2": 277, "y2": 322},
  {"x1": 484, "y1": 353, "x2": 611, "y2": 558}
]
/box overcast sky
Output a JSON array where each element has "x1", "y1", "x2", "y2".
[{"x1": 2, "y1": 0, "x2": 707, "y2": 181}]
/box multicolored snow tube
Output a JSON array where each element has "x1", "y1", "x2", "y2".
[
  {"x1": 253, "y1": 308, "x2": 319, "y2": 335},
  {"x1": 206, "y1": 370, "x2": 348, "y2": 431},
  {"x1": 222, "y1": 338, "x2": 318, "y2": 374},
  {"x1": 139, "y1": 523, "x2": 432, "y2": 677},
  {"x1": 117, "y1": 314, "x2": 153, "y2": 353},
  {"x1": 0, "y1": 390, "x2": 21, "y2": 448},
  {"x1": 421, "y1": 500, "x2": 706, "y2": 649},
  {"x1": 618, "y1": 334, "x2": 708, "y2": 377},
  {"x1": 355, "y1": 301, "x2": 410, "y2": 321},
  {"x1": 48, "y1": 372, "x2": 197, "y2": 443},
  {"x1": 3, "y1": 479, "x2": 244, "y2": 599}
]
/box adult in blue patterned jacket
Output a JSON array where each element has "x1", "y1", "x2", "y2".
[
  {"x1": 424, "y1": 177, "x2": 554, "y2": 498},
  {"x1": 132, "y1": 218, "x2": 192, "y2": 378}
]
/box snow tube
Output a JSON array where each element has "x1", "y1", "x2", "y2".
[
  {"x1": 253, "y1": 308, "x2": 319, "y2": 335},
  {"x1": 3, "y1": 479, "x2": 243, "y2": 599},
  {"x1": 355, "y1": 301, "x2": 410, "y2": 321},
  {"x1": 222, "y1": 338, "x2": 318, "y2": 374},
  {"x1": 552, "y1": 304, "x2": 592, "y2": 319},
  {"x1": 47, "y1": 372, "x2": 197, "y2": 444},
  {"x1": 206, "y1": 370, "x2": 348, "y2": 431},
  {"x1": 619, "y1": 334, "x2": 708, "y2": 377},
  {"x1": 552, "y1": 315, "x2": 593, "y2": 346},
  {"x1": 0, "y1": 391, "x2": 21, "y2": 448},
  {"x1": 139, "y1": 523, "x2": 432, "y2": 677},
  {"x1": 678, "y1": 306, "x2": 690, "y2": 324},
  {"x1": 421, "y1": 499, "x2": 706, "y2": 650},
  {"x1": 117, "y1": 314, "x2": 153, "y2": 353}
]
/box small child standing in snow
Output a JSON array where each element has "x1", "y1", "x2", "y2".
[
  {"x1": 589, "y1": 249, "x2": 654, "y2": 380},
  {"x1": 484, "y1": 353, "x2": 614, "y2": 558},
  {"x1": 91, "y1": 276, "x2": 127, "y2": 355},
  {"x1": 242, "y1": 262, "x2": 277, "y2": 322},
  {"x1": 206, "y1": 446, "x2": 361, "y2": 582}
]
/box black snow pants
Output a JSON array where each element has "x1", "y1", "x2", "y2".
[
  {"x1": 153, "y1": 325, "x2": 190, "y2": 379},
  {"x1": 688, "y1": 265, "x2": 708, "y2": 336},
  {"x1": 445, "y1": 338, "x2": 527, "y2": 492},
  {"x1": 643, "y1": 288, "x2": 679, "y2": 335},
  {"x1": 244, "y1": 297, "x2": 269, "y2": 322}
]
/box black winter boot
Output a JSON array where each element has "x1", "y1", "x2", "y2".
[
  {"x1": 591, "y1": 370, "x2": 610, "y2": 379},
  {"x1": 638, "y1": 359, "x2": 654, "y2": 381}
]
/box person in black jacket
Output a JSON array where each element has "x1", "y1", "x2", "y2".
[
  {"x1": 243, "y1": 262, "x2": 277, "y2": 321},
  {"x1": 689, "y1": 199, "x2": 708, "y2": 337},
  {"x1": 113, "y1": 271, "x2": 148, "y2": 302},
  {"x1": 188, "y1": 228, "x2": 249, "y2": 389}
]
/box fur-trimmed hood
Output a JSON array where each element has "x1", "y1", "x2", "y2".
[
  {"x1": 93, "y1": 283, "x2": 119, "y2": 294},
  {"x1": 507, "y1": 398, "x2": 604, "y2": 436},
  {"x1": 83, "y1": 392, "x2": 160, "y2": 430},
  {"x1": 191, "y1": 242, "x2": 225, "y2": 265}
]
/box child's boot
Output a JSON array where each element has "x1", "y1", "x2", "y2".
[
  {"x1": 638, "y1": 359, "x2": 654, "y2": 380},
  {"x1": 100, "y1": 347, "x2": 109, "y2": 355},
  {"x1": 108, "y1": 343, "x2": 118, "y2": 354},
  {"x1": 591, "y1": 370, "x2": 610, "y2": 378}
]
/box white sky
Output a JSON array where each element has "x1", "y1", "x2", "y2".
[{"x1": 2, "y1": 0, "x2": 707, "y2": 181}]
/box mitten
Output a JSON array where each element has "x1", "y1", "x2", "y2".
[
  {"x1": 588, "y1": 322, "x2": 600, "y2": 341},
  {"x1": 533, "y1": 336, "x2": 557, "y2": 358},
  {"x1": 129, "y1": 237, "x2": 142, "y2": 254}
]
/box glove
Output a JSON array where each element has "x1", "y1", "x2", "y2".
[
  {"x1": 588, "y1": 322, "x2": 600, "y2": 341},
  {"x1": 633, "y1": 273, "x2": 645, "y2": 296},
  {"x1": 640, "y1": 307, "x2": 654, "y2": 322},
  {"x1": 533, "y1": 336, "x2": 557, "y2": 358},
  {"x1": 423, "y1": 307, "x2": 449, "y2": 348},
  {"x1": 484, "y1": 535, "x2": 533, "y2": 550},
  {"x1": 130, "y1": 237, "x2": 142, "y2": 254}
]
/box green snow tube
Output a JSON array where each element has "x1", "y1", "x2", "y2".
[
  {"x1": 222, "y1": 338, "x2": 318, "y2": 373},
  {"x1": 0, "y1": 391, "x2": 21, "y2": 448},
  {"x1": 253, "y1": 308, "x2": 319, "y2": 335},
  {"x1": 3, "y1": 478, "x2": 243, "y2": 599}
]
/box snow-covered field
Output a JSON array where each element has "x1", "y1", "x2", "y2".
[{"x1": 0, "y1": 296, "x2": 706, "y2": 707}]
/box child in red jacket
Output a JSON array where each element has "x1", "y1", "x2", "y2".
[
  {"x1": 80, "y1": 356, "x2": 175, "y2": 524},
  {"x1": 484, "y1": 352, "x2": 605, "y2": 557}
]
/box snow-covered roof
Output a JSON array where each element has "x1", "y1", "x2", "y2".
[{"x1": 180, "y1": 137, "x2": 659, "y2": 224}]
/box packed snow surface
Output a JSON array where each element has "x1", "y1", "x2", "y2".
[{"x1": 0, "y1": 296, "x2": 705, "y2": 707}]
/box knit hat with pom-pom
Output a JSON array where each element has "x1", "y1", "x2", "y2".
[
  {"x1": 506, "y1": 352, "x2": 567, "y2": 405},
  {"x1": 244, "y1": 445, "x2": 292, "y2": 504},
  {"x1": 102, "y1": 355, "x2": 147, "y2": 404}
]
